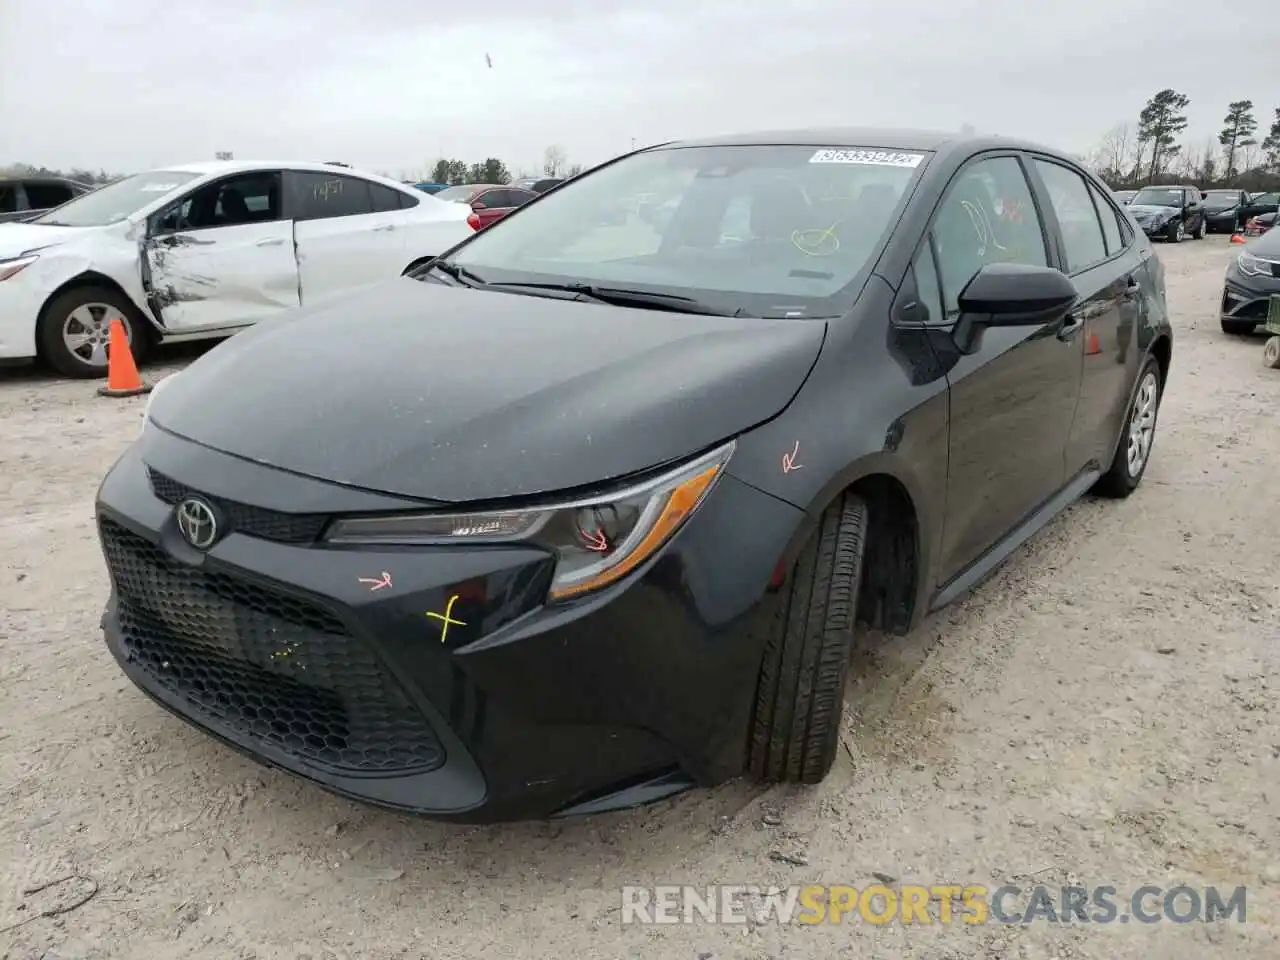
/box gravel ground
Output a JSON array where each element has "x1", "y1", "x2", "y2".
[{"x1": 1, "y1": 236, "x2": 1277, "y2": 960}]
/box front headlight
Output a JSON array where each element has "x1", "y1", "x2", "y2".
[
  {"x1": 1236, "y1": 252, "x2": 1272, "y2": 278},
  {"x1": 324, "y1": 440, "x2": 735, "y2": 601}
]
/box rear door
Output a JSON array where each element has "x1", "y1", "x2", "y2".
[
  {"x1": 288, "y1": 170, "x2": 409, "y2": 302},
  {"x1": 927, "y1": 152, "x2": 1086, "y2": 583},
  {"x1": 1026, "y1": 157, "x2": 1145, "y2": 474},
  {"x1": 144, "y1": 170, "x2": 299, "y2": 332}
]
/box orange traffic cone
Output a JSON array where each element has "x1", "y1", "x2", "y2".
[
  {"x1": 96, "y1": 319, "x2": 152, "y2": 398},
  {"x1": 1230, "y1": 233, "x2": 1246, "y2": 244}
]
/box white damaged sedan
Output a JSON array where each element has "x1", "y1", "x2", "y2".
[{"x1": 0, "y1": 161, "x2": 477, "y2": 377}]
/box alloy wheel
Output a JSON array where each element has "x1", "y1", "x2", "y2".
[
  {"x1": 62, "y1": 303, "x2": 131, "y2": 371},
  {"x1": 1126, "y1": 371, "x2": 1159, "y2": 477}
]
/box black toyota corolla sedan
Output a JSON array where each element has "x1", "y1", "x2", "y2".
[{"x1": 96, "y1": 128, "x2": 1173, "y2": 822}]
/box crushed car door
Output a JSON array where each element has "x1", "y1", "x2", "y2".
[{"x1": 144, "y1": 170, "x2": 300, "y2": 331}]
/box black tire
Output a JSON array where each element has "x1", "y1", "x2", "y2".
[
  {"x1": 1195, "y1": 217, "x2": 1207, "y2": 240},
  {"x1": 37, "y1": 284, "x2": 150, "y2": 379},
  {"x1": 748, "y1": 493, "x2": 868, "y2": 784},
  {"x1": 1221, "y1": 317, "x2": 1256, "y2": 335},
  {"x1": 1165, "y1": 219, "x2": 1184, "y2": 243},
  {"x1": 1094, "y1": 356, "x2": 1162, "y2": 499}
]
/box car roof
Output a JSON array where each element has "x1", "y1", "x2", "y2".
[
  {"x1": 152, "y1": 160, "x2": 419, "y2": 191},
  {"x1": 657, "y1": 127, "x2": 1074, "y2": 161}
]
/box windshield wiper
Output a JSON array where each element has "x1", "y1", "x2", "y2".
[
  {"x1": 423, "y1": 260, "x2": 488, "y2": 287},
  {"x1": 484, "y1": 281, "x2": 741, "y2": 316}
]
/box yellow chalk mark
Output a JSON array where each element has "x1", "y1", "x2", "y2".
[
  {"x1": 426, "y1": 594, "x2": 466, "y2": 645},
  {"x1": 792, "y1": 223, "x2": 840, "y2": 256}
]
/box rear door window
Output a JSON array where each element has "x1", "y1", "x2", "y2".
[
  {"x1": 290, "y1": 172, "x2": 375, "y2": 221},
  {"x1": 1087, "y1": 182, "x2": 1124, "y2": 257},
  {"x1": 1032, "y1": 159, "x2": 1108, "y2": 273}
]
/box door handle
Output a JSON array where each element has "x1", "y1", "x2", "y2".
[
  {"x1": 374, "y1": 223, "x2": 396, "y2": 232},
  {"x1": 1057, "y1": 312, "x2": 1085, "y2": 341},
  {"x1": 256, "y1": 237, "x2": 285, "y2": 247}
]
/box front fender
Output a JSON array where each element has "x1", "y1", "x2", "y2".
[
  {"x1": 725, "y1": 293, "x2": 953, "y2": 625},
  {"x1": 34, "y1": 232, "x2": 156, "y2": 326}
]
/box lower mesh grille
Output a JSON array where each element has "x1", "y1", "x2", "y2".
[{"x1": 100, "y1": 518, "x2": 444, "y2": 774}]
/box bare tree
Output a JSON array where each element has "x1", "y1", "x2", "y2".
[
  {"x1": 542, "y1": 145, "x2": 567, "y2": 177},
  {"x1": 1095, "y1": 123, "x2": 1136, "y2": 182},
  {"x1": 1239, "y1": 141, "x2": 1261, "y2": 174}
]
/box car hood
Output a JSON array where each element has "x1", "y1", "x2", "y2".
[
  {"x1": 1127, "y1": 204, "x2": 1177, "y2": 218},
  {"x1": 149, "y1": 279, "x2": 827, "y2": 503},
  {"x1": 1246, "y1": 229, "x2": 1280, "y2": 257},
  {"x1": 0, "y1": 222, "x2": 103, "y2": 259}
]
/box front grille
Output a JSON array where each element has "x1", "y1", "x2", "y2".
[
  {"x1": 147, "y1": 468, "x2": 329, "y2": 544},
  {"x1": 100, "y1": 518, "x2": 444, "y2": 775}
]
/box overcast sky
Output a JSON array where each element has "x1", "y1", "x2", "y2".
[{"x1": 1, "y1": 0, "x2": 1271, "y2": 177}]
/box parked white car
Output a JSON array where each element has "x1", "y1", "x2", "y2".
[{"x1": 0, "y1": 161, "x2": 476, "y2": 377}]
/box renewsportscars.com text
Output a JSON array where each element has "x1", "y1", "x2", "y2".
[{"x1": 621, "y1": 884, "x2": 1248, "y2": 925}]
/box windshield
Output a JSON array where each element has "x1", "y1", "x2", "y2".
[
  {"x1": 444, "y1": 144, "x2": 928, "y2": 317},
  {"x1": 1203, "y1": 192, "x2": 1240, "y2": 210},
  {"x1": 29, "y1": 170, "x2": 199, "y2": 226},
  {"x1": 433, "y1": 185, "x2": 478, "y2": 202},
  {"x1": 1131, "y1": 188, "x2": 1183, "y2": 208}
]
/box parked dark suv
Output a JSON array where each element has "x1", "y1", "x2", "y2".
[
  {"x1": 0, "y1": 176, "x2": 90, "y2": 224},
  {"x1": 1127, "y1": 184, "x2": 1206, "y2": 241}
]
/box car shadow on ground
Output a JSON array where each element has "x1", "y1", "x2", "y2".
[{"x1": 0, "y1": 341, "x2": 217, "y2": 386}]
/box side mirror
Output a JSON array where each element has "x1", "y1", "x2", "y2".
[{"x1": 956, "y1": 262, "x2": 1078, "y2": 324}]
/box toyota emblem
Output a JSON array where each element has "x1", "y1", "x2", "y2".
[{"x1": 176, "y1": 497, "x2": 219, "y2": 550}]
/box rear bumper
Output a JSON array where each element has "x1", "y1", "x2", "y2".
[{"x1": 95, "y1": 426, "x2": 803, "y2": 822}]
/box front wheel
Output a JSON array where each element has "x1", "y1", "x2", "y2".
[
  {"x1": 1195, "y1": 217, "x2": 1207, "y2": 239},
  {"x1": 1264, "y1": 336, "x2": 1280, "y2": 369},
  {"x1": 1166, "y1": 220, "x2": 1185, "y2": 243},
  {"x1": 37, "y1": 285, "x2": 150, "y2": 379},
  {"x1": 748, "y1": 493, "x2": 868, "y2": 784},
  {"x1": 1093, "y1": 357, "x2": 1162, "y2": 499}
]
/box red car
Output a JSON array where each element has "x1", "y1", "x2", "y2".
[
  {"x1": 432, "y1": 183, "x2": 538, "y2": 230},
  {"x1": 1243, "y1": 212, "x2": 1276, "y2": 238}
]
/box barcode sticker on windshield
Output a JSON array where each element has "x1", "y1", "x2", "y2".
[
  {"x1": 810, "y1": 149, "x2": 924, "y2": 167},
  {"x1": 139, "y1": 183, "x2": 182, "y2": 192}
]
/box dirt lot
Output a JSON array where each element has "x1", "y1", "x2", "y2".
[{"x1": 1, "y1": 237, "x2": 1277, "y2": 960}]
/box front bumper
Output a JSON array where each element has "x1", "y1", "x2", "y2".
[
  {"x1": 1221, "y1": 263, "x2": 1280, "y2": 324},
  {"x1": 95, "y1": 425, "x2": 804, "y2": 822},
  {"x1": 1133, "y1": 217, "x2": 1175, "y2": 239},
  {"x1": 0, "y1": 267, "x2": 45, "y2": 361}
]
